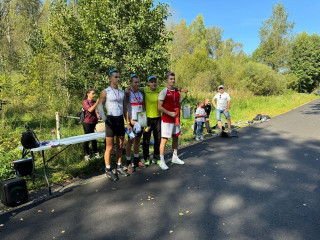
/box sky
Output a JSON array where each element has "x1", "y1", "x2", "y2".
[{"x1": 161, "y1": 0, "x2": 320, "y2": 55}]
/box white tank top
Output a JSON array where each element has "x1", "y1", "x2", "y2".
[
  {"x1": 105, "y1": 87, "x2": 124, "y2": 116},
  {"x1": 128, "y1": 88, "x2": 144, "y2": 120}
]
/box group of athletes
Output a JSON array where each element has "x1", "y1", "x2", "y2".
[
  {"x1": 82, "y1": 69, "x2": 231, "y2": 181},
  {"x1": 82, "y1": 70, "x2": 185, "y2": 181}
]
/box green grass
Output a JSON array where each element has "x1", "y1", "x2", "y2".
[{"x1": 0, "y1": 91, "x2": 319, "y2": 190}]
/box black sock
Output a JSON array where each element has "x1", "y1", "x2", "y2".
[
  {"x1": 127, "y1": 160, "x2": 131, "y2": 166},
  {"x1": 134, "y1": 157, "x2": 140, "y2": 166}
]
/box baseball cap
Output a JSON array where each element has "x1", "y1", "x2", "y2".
[
  {"x1": 218, "y1": 85, "x2": 224, "y2": 90},
  {"x1": 148, "y1": 75, "x2": 157, "y2": 82}
]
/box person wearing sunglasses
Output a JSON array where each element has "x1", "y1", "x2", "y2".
[{"x1": 212, "y1": 85, "x2": 232, "y2": 134}]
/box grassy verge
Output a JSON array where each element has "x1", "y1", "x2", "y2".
[{"x1": 0, "y1": 91, "x2": 319, "y2": 190}]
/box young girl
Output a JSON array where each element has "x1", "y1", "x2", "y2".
[
  {"x1": 125, "y1": 74, "x2": 145, "y2": 172},
  {"x1": 195, "y1": 100, "x2": 207, "y2": 141},
  {"x1": 82, "y1": 89, "x2": 100, "y2": 161}
]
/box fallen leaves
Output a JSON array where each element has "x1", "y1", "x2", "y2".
[{"x1": 147, "y1": 196, "x2": 154, "y2": 201}]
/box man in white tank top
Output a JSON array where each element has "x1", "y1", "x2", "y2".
[{"x1": 97, "y1": 69, "x2": 131, "y2": 181}]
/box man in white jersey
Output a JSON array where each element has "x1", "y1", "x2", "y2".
[
  {"x1": 125, "y1": 74, "x2": 146, "y2": 172},
  {"x1": 97, "y1": 69, "x2": 130, "y2": 181},
  {"x1": 212, "y1": 85, "x2": 232, "y2": 133}
]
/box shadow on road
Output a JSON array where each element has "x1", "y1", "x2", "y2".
[{"x1": 1, "y1": 99, "x2": 320, "y2": 239}]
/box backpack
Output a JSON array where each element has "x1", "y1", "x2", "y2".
[
  {"x1": 21, "y1": 129, "x2": 39, "y2": 149},
  {"x1": 78, "y1": 108, "x2": 85, "y2": 123}
]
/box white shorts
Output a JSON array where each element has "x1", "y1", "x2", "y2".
[{"x1": 161, "y1": 121, "x2": 181, "y2": 138}]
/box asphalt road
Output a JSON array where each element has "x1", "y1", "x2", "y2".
[{"x1": 1, "y1": 99, "x2": 320, "y2": 240}]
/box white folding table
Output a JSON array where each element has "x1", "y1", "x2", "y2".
[{"x1": 19, "y1": 132, "x2": 106, "y2": 194}]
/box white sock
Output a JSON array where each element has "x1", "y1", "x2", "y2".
[
  {"x1": 134, "y1": 154, "x2": 139, "y2": 158},
  {"x1": 106, "y1": 165, "x2": 111, "y2": 170},
  {"x1": 160, "y1": 155, "x2": 164, "y2": 163},
  {"x1": 126, "y1": 156, "x2": 131, "y2": 161},
  {"x1": 117, "y1": 162, "x2": 121, "y2": 167},
  {"x1": 172, "y1": 151, "x2": 178, "y2": 158}
]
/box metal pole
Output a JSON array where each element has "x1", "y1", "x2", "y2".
[
  {"x1": 55, "y1": 112, "x2": 61, "y2": 139},
  {"x1": 42, "y1": 150, "x2": 52, "y2": 195}
]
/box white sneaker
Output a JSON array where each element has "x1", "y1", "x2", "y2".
[
  {"x1": 159, "y1": 161, "x2": 169, "y2": 170},
  {"x1": 172, "y1": 157, "x2": 185, "y2": 165},
  {"x1": 200, "y1": 135, "x2": 204, "y2": 140},
  {"x1": 84, "y1": 155, "x2": 90, "y2": 162},
  {"x1": 94, "y1": 152, "x2": 101, "y2": 158},
  {"x1": 195, "y1": 136, "x2": 200, "y2": 141}
]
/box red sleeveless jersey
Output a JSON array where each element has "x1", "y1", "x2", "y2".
[{"x1": 161, "y1": 88, "x2": 180, "y2": 123}]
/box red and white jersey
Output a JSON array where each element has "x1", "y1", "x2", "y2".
[
  {"x1": 128, "y1": 88, "x2": 144, "y2": 120},
  {"x1": 158, "y1": 87, "x2": 181, "y2": 123}
]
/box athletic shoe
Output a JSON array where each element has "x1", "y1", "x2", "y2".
[
  {"x1": 200, "y1": 135, "x2": 204, "y2": 140},
  {"x1": 172, "y1": 156, "x2": 185, "y2": 165},
  {"x1": 159, "y1": 161, "x2": 169, "y2": 170},
  {"x1": 139, "y1": 159, "x2": 147, "y2": 168},
  {"x1": 117, "y1": 167, "x2": 130, "y2": 177},
  {"x1": 152, "y1": 159, "x2": 160, "y2": 164},
  {"x1": 94, "y1": 152, "x2": 101, "y2": 158},
  {"x1": 144, "y1": 160, "x2": 151, "y2": 166},
  {"x1": 105, "y1": 170, "x2": 118, "y2": 181},
  {"x1": 127, "y1": 164, "x2": 135, "y2": 173},
  {"x1": 195, "y1": 136, "x2": 200, "y2": 141},
  {"x1": 84, "y1": 155, "x2": 90, "y2": 162}
]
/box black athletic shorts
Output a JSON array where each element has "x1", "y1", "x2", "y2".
[{"x1": 105, "y1": 115, "x2": 125, "y2": 137}]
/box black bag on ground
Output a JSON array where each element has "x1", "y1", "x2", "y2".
[
  {"x1": 21, "y1": 130, "x2": 39, "y2": 149},
  {"x1": 78, "y1": 108, "x2": 85, "y2": 123},
  {"x1": 253, "y1": 114, "x2": 262, "y2": 121}
]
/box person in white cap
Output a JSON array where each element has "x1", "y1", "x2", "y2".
[{"x1": 212, "y1": 85, "x2": 232, "y2": 133}]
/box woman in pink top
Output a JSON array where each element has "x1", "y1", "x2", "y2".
[{"x1": 82, "y1": 89, "x2": 101, "y2": 161}]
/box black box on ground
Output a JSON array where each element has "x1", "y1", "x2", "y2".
[
  {"x1": 0, "y1": 178, "x2": 28, "y2": 207},
  {"x1": 11, "y1": 157, "x2": 33, "y2": 177}
]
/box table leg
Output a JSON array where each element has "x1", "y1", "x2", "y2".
[
  {"x1": 31, "y1": 151, "x2": 36, "y2": 184},
  {"x1": 41, "y1": 150, "x2": 52, "y2": 195}
]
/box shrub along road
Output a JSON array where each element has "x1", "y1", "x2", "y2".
[{"x1": 1, "y1": 98, "x2": 320, "y2": 240}]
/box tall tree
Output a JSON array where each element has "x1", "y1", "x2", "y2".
[
  {"x1": 50, "y1": 0, "x2": 171, "y2": 95},
  {"x1": 252, "y1": 2, "x2": 294, "y2": 72},
  {"x1": 289, "y1": 32, "x2": 320, "y2": 93}
]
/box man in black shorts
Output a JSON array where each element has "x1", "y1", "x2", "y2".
[{"x1": 97, "y1": 69, "x2": 131, "y2": 181}]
